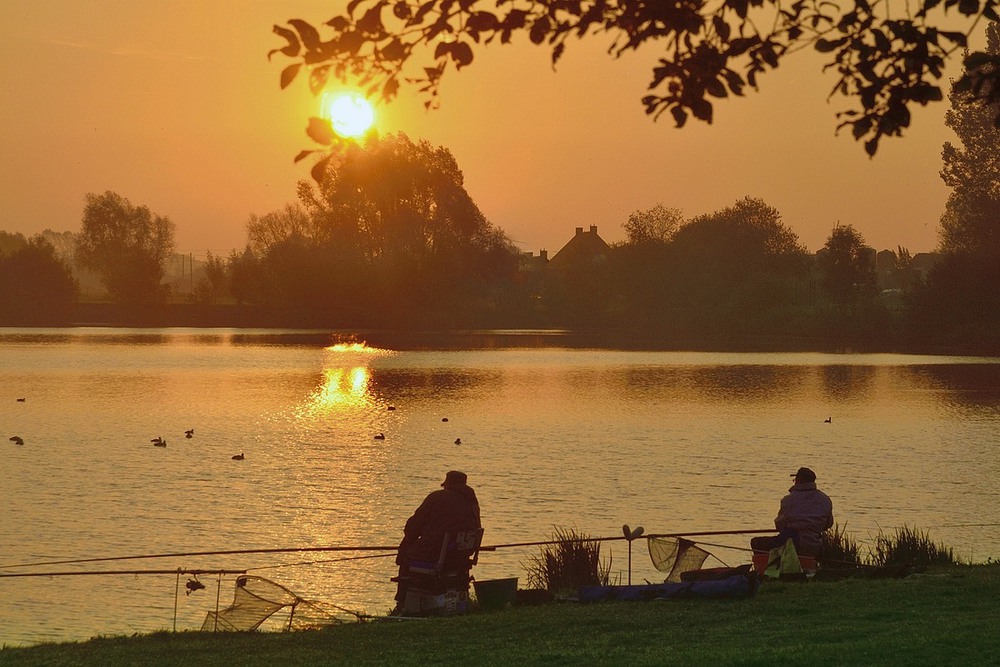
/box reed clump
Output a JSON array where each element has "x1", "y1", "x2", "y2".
[
  {"x1": 870, "y1": 524, "x2": 957, "y2": 568},
  {"x1": 522, "y1": 527, "x2": 612, "y2": 595},
  {"x1": 820, "y1": 523, "x2": 958, "y2": 570},
  {"x1": 819, "y1": 522, "x2": 865, "y2": 568}
]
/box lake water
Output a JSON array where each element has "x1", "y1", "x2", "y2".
[{"x1": 1, "y1": 328, "x2": 999, "y2": 647}]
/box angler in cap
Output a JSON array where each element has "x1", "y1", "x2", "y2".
[
  {"x1": 393, "y1": 470, "x2": 481, "y2": 610},
  {"x1": 751, "y1": 467, "x2": 834, "y2": 557}
]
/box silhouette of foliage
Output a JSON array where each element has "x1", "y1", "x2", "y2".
[
  {"x1": 818, "y1": 224, "x2": 877, "y2": 307},
  {"x1": 610, "y1": 197, "x2": 810, "y2": 337},
  {"x1": 246, "y1": 203, "x2": 314, "y2": 256},
  {"x1": 227, "y1": 249, "x2": 266, "y2": 307},
  {"x1": 622, "y1": 204, "x2": 683, "y2": 246},
  {"x1": 244, "y1": 134, "x2": 519, "y2": 326},
  {"x1": 76, "y1": 191, "x2": 175, "y2": 306},
  {"x1": 192, "y1": 251, "x2": 229, "y2": 305},
  {"x1": 913, "y1": 22, "x2": 1000, "y2": 344},
  {"x1": 272, "y1": 1, "x2": 999, "y2": 156},
  {"x1": 0, "y1": 230, "x2": 28, "y2": 256},
  {"x1": 0, "y1": 235, "x2": 78, "y2": 323},
  {"x1": 940, "y1": 22, "x2": 1000, "y2": 258},
  {"x1": 663, "y1": 197, "x2": 809, "y2": 332}
]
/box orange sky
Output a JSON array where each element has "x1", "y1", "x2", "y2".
[{"x1": 1, "y1": 1, "x2": 988, "y2": 259}]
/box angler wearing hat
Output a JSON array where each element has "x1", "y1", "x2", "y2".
[
  {"x1": 750, "y1": 467, "x2": 834, "y2": 557},
  {"x1": 393, "y1": 471, "x2": 481, "y2": 609}
]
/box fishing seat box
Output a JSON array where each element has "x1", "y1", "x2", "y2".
[
  {"x1": 397, "y1": 564, "x2": 471, "y2": 615},
  {"x1": 401, "y1": 587, "x2": 469, "y2": 615},
  {"x1": 751, "y1": 552, "x2": 817, "y2": 577}
]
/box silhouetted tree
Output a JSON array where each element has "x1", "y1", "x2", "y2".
[
  {"x1": 0, "y1": 231, "x2": 27, "y2": 256},
  {"x1": 246, "y1": 203, "x2": 313, "y2": 256},
  {"x1": 813, "y1": 225, "x2": 897, "y2": 348},
  {"x1": 192, "y1": 251, "x2": 229, "y2": 305},
  {"x1": 914, "y1": 22, "x2": 1000, "y2": 347},
  {"x1": 76, "y1": 191, "x2": 175, "y2": 305},
  {"x1": 39, "y1": 229, "x2": 78, "y2": 268},
  {"x1": 0, "y1": 236, "x2": 78, "y2": 323},
  {"x1": 622, "y1": 204, "x2": 683, "y2": 246},
  {"x1": 227, "y1": 249, "x2": 266, "y2": 306},
  {"x1": 614, "y1": 205, "x2": 685, "y2": 329},
  {"x1": 272, "y1": 2, "x2": 999, "y2": 157},
  {"x1": 616, "y1": 196, "x2": 809, "y2": 340},
  {"x1": 818, "y1": 225, "x2": 877, "y2": 308},
  {"x1": 940, "y1": 22, "x2": 1000, "y2": 258},
  {"x1": 290, "y1": 133, "x2": 520, "y2": 326},
  {"x1": 896, "y1": 246, "x2": 916, "y2": 288}
]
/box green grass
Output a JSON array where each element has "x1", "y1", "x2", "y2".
[{"x1": 2, "y1": 564, "x2": 998, "y2": 666}]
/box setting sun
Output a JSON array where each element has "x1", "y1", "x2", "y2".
[{"x1": 322, "y1": 91, "x2": 376, "y2": 138}]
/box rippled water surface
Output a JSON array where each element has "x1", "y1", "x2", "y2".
[{"x1": 2, "y1": 328, "x2": 999, "y2": 646}]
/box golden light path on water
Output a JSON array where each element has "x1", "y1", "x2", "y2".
[{"x1": 308, "y1": 343, "x2": 391, "y2": 413}]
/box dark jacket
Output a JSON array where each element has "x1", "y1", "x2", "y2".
[
  {"x1": 774, "y1": 481, "x2": 834, "y2": 556},
  {"x1": 397, "y1": 484, "x2": 481, "y2": 566}
]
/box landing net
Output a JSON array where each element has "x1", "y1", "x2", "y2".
[
  {"x1": 201, "y1": 575, "x2": 359, "y2": 632},
  {"x1": 647, "y1": 537, "x2": 711, "y2": 582}
]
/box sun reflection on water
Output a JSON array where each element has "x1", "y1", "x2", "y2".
[{"x1": 306, "y1": 342, "x2": 394, "y2": 414}]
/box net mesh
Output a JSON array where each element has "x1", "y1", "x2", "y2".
[
  {"x1": 647, "y1": 537, "x2": 711, "y2": 582},
  {"x1": 201, "y1": 575, "x2": 355, "y2": 632}
]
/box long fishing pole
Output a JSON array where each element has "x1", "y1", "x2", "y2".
[
  {"x1": 0, "y1": 529, "x2": 778, "y2": 572},
  {"x1": 486, "y1": 529, "x2": 776, "y2": 550},
  {"x1": 0, "y1": 545, "x2": 399, "y2": 570},
  {"x1": 0, "y1": 568, "x2": 246, "y2": 579},
  {"x1": 248, "y1": 552, "x2": 396, "y2": 572}
]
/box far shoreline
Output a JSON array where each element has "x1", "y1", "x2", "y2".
[{"x1": 1, "y1": 303, "x2": 998, "y2": 357}]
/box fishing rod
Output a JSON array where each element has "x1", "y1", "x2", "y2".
[
  {"x1": 0, "y1": 545, "x2": 399, "y2": 571},
  {"x1": 0, "y1": 568, "x2": 246, "y2": 579},
  {"x1": 248, "y1": 552, "x2": 396, "y2": 572},
  {"x1": 486, "y1": 529, "x2": 777, "y2": 550},
  {"x1": 0, "y1": 529, "x2": 778, "y2": 572}
]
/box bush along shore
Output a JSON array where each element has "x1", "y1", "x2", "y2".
[
  {"x1": 1, "y1": 563, "x2": 997, "y2": 666},
  {"x1": 1, "y1": 524, "x2": 995, "y2": 667}
]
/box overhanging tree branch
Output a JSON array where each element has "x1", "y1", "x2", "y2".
[{"x1": 272, "y1": 0, "x2": 999, "y2": 157}]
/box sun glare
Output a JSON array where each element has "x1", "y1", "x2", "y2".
[{"x1": 322, "y1": 91, "x2": 376, "y2": 138}]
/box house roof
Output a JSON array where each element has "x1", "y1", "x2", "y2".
[{"x1": 549, "y1": 226, "x2": 611, "y2": 270}]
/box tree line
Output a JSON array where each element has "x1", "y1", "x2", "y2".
[{"x1": 2, "y1": 25, "x2": 998, "y2": 350}]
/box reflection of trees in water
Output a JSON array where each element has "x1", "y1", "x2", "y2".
[
  {"x1": 692, "y1": 365, "x2": 810, "y2": 402},
  {"x1": 820, "y1": 365, "x2": 877, "y2": 401},
  {"x1": 358, "y1": 330, "x2": 601, "y2": 351},
  {"x1": 87, "y1": 333, "x2": 170, "y2": 346},
  {"x1": 616, "y1": 365, "x2": 810, "y2": 403},
  {"x1": 905, "y1": 365, "x2": 1000, "y2": 410},
  {"x1": 230, "y1": 333, "x2": 337, "y2": 347},
  {"x1": 369, "y1": 369, "x2": 499, "y2": 401}
]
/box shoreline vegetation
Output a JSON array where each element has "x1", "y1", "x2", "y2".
[
  {"x1": 1, "y1": 563, "x2": 997, "y2": 665},
  {"x1": 1, "y1": 303, "x2": 998, "y2": 357}
]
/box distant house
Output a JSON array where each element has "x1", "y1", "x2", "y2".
[
  {"x1": 518, "y1": 249, "x2": 549, "y2": 273},
  {"x1": 548, "y1": 225, "x2": 611, "y2": 272},
  {"x1": 876, "y1": 249, "x2": 900, "y2": 290},
  {"x1": 909, "y1": 252, "x2": 942, "y2": 283},
  {"x1": 873, "y1": 249, "x2": 942, "y2": 291}
]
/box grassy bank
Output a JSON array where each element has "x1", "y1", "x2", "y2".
[{"x1": 2, "y1": 564, "x2": 997, "y2": 666}]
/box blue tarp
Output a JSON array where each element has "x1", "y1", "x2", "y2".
[{"x1": 577, "y1": 574, "x2": 756, "y2": 603}]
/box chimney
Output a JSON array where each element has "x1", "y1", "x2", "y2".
[
  {"x1": 589, "y1": 225, "x2": 597, "y2": 234},
  {"x1": 540, "y1": 250, "x2": 548, "y2": 261},
  {"x1": 575, "y1": 227, "x2": 584, "y2": 236}
]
